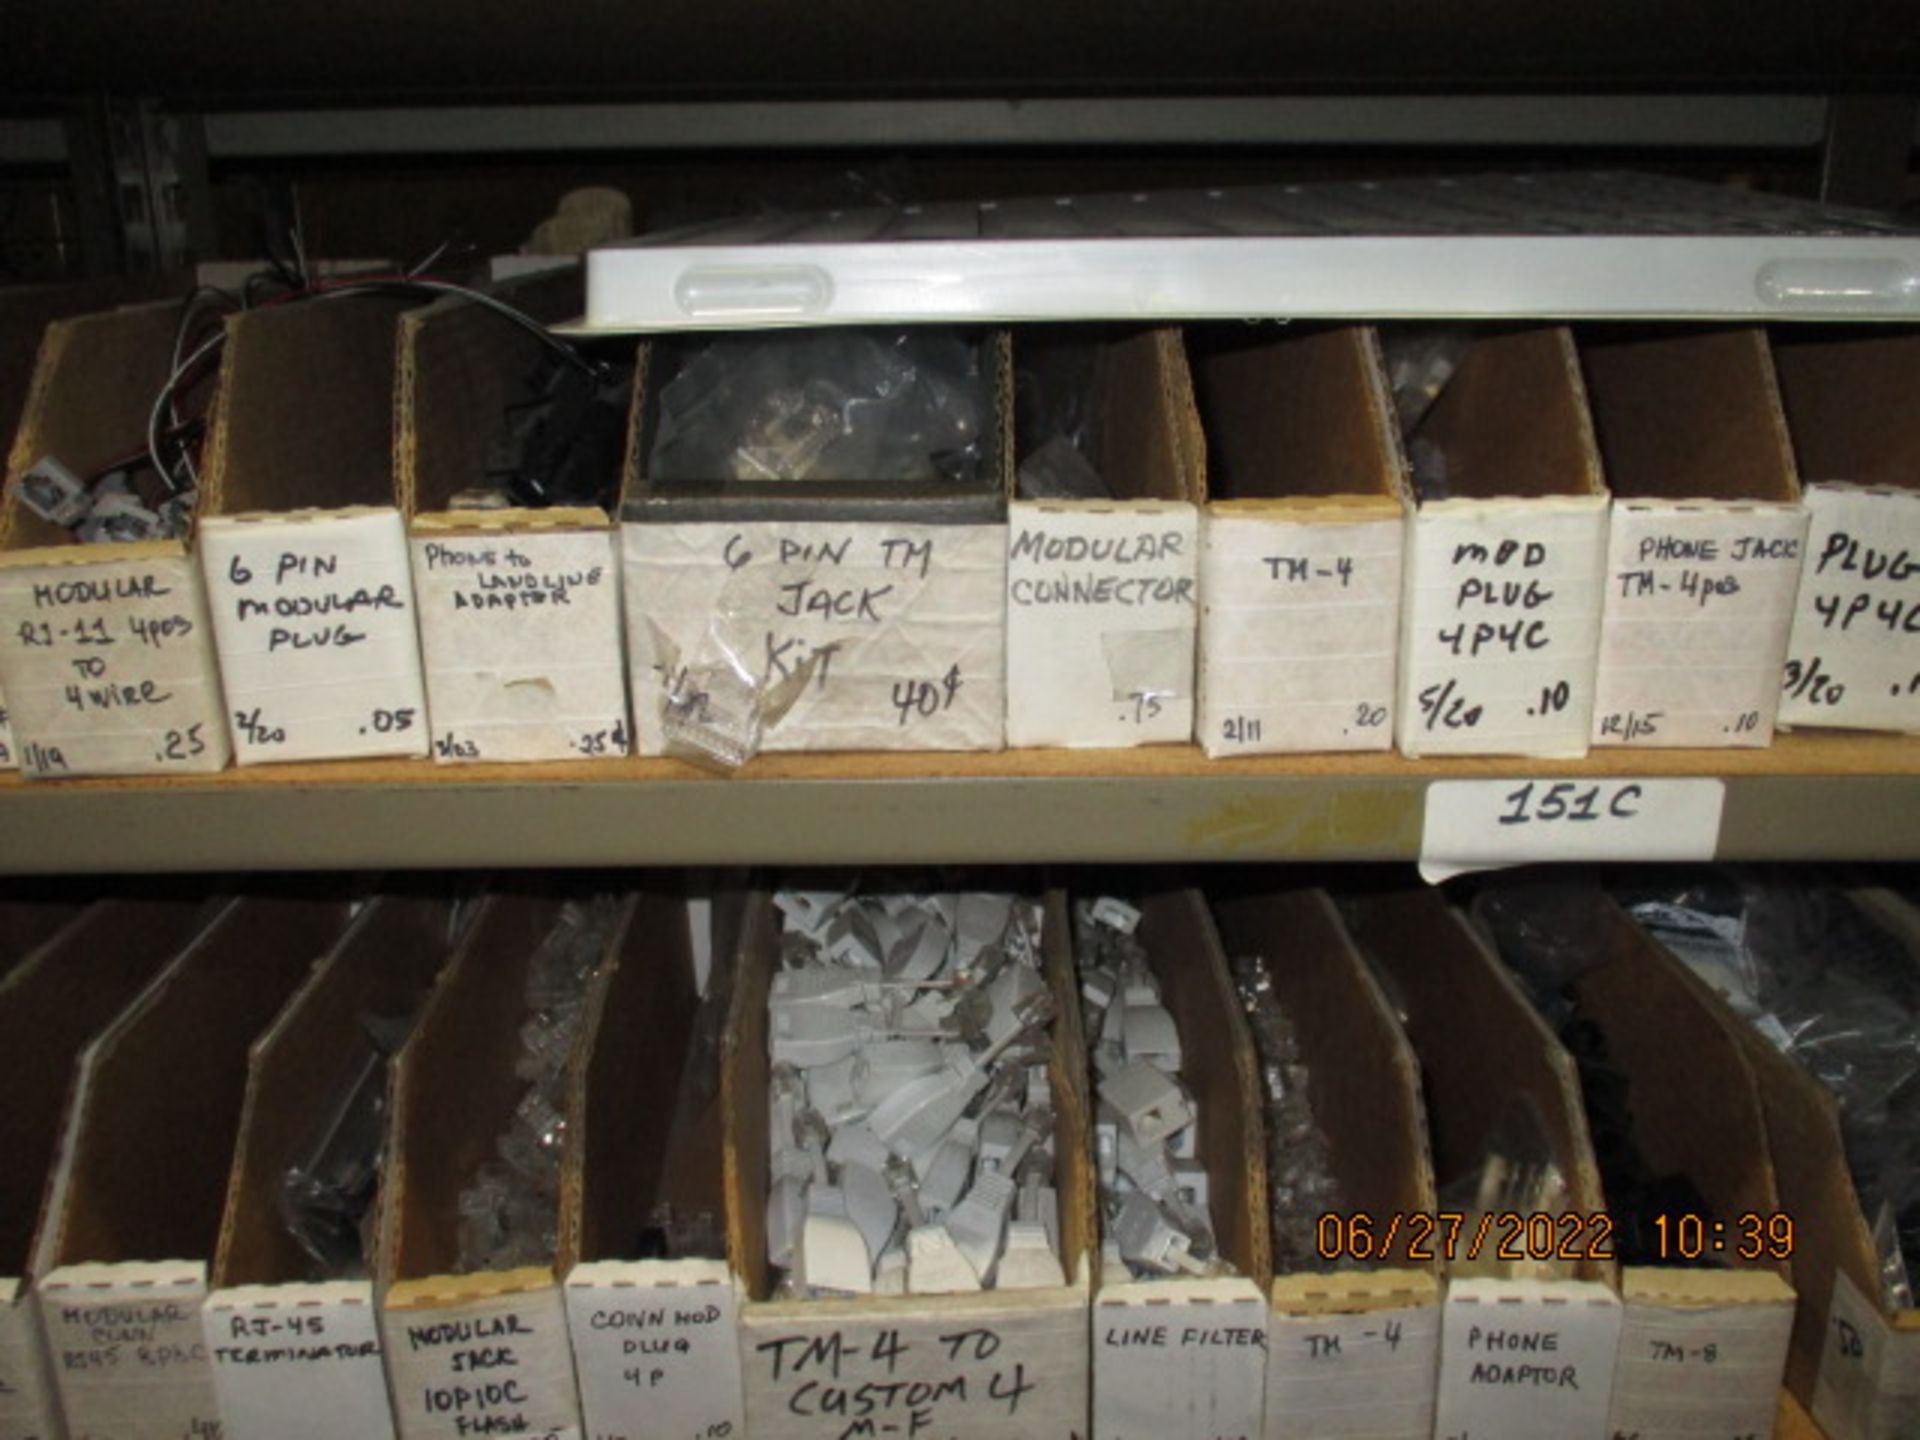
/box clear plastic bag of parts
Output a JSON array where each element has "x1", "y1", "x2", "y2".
[
  {"x1": 1233, "y1": 950, "x2": 1347, "y2": 1276},
  {"x1": 1014, "y1": 334, "x2": 1109, "y2": 501},
  {"x1": 1378, "y1": 326, "x2": 1474, "y2": 502},
  {"x1": 456, "y1": 894, "x2": 626, "y2": 1273},
  {"x1": 1434, "y1": 1093, "x2": 1575, "y2": 1280},
  {"x1": 1612, "y1": 869, "x2": 1920, "y2": 1305},
  {"x1": 649, "y1": 329, "x2": 989, "y2": 485}
]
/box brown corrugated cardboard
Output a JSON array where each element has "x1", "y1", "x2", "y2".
[
  {"x1": 623, "y1": 334, "x2": 1016, "y2": 756},
  {"x1": 402, "y1": 269, "x2": 640, "y2": 764},
  {"x1": 196, "y1": 294, "x2": 431, "y2": 764},
  {"x1": 1210, "y1": 885, "x2": 1441, "y2": 1440},
  {"x1": 1086, "y1": 888, "x2": 1270, "y2": 1440},
  {"x1": 1190, "y1": 324, "x2": 1410, "y2": 757},
  {"x1": 1772, "y1": 326, "x2": 1920, "y2": 735},
  {"x1": 1583, "y1": 326, "x2": 1808, "y2": 748},
  {"x1": 561, "y1": 883, "x2": 743, "y2": 1440},
  {"x1": 722, "y1": 889, "x2": 1096, "y2": 1440},
  {"x1": 1394, "y1": 326, "x2": 1611, "y2": 759},
  {"x1": 1341, "y1": 886, "x2": 1622, "y2": 1440},
  {"x1": 1006, "y1": 328, "x2": 1206, "y2": 749},
  {"x1": 203, "y1": 894, "x2": 458, "y2": 1440},
  {"x1": 0, "y1": 299, "x2": 231, "y2": 777},
  {"x1": 33, "y1": 893, "x2": 358, "y2": 1440},
  {"x1": 0, "y1": 896, "x2": 214, "y2": 1440}
]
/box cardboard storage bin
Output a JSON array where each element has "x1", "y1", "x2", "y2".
[
  {"x1": 404, "y1": 269, "x2": 642, "y2": 763},
  {"x1": 1581, "y1": 326, "x2": 1807, "y2": 748},
  {"x1": 0, "y1": 299, "x2": 231, "y2": 777},
  {"x1": 1341, "y1": 887, "x2": 1622, "y2": 1440},
  {"x1": 1392, "y1": 326, "x2": 1610, "y2": 758},
  {"x1": 203, "y1": 895, "x2": 459, "y2": 1440},
  {"x1": 1085, "y1": 889, "x2": 1270, "y2": 1440},
  {"x1": 623, "y1": 330, "x2": 1014, "y2": 756},
  {"x1": 1189, "y1": 324, "x2": 1409, "y2": 756},
  {"x1": 722, "y1": 888, "x2": 1097, "y2": 1440},
  {"x1": 0, "y1": 896, "x2": 214, "y2": 1440},
  {"x1": 1771, "y1": 326, "x2": 1920, "y2": 734},
  {"x1": 378, "y1": 890, "x2": 642, "y2": 1440},
  {"x1": 563, "y1": 884, "x2": 745, "y2": 1440},
  {"x1": 1210, "y1": 885, "x2": 1442, "y2": 1440},
  {"x1": 197, "y1": 294, "x2": 432, "y2": 764},
  {"x1": 1004, "y1": 328, "x2": 1205, "y2": 748},
  {"x1": 0, "y1": 890, "x2": 91, "y2": 979},
  {"x1": 1554, "y1": 895, "x2": 1796, "y2": 1439},
  {"x1": 33, "y1": 894, "x2": 358, "y2": 1440}
]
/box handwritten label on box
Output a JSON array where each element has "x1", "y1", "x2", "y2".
[
  {"x1": 383, "y1": 1286, "x2": 581, "y2": 1440},
  {"x1": 1266, "y1": 1302, "x2": 1441, "y2": 1440},
  {"x1": 625, "y1": 521, "x2": 1006, "y2": 755},
  {"x1": 1199, "y1": 511, "x2": 1403, "y2": 757},
  {"x1": 1594, "y1": 504, "x2": 1809, "y2": 748},
  {"x1": 1092, "y1": 1281, "x2": 1267, "y2": 1440},
  {"x1": 205, "y1": 1282, "x2": 395, "y2": 1440},
  {"x1": 1434, "y1": 1279, "x2": 1622, "y2": 1440},
  {"x1": 412, "y1": 528, "x2": 628, "y2": 763},
  {"x1": 0, "y1": 1277, "x2": 60, "y2": 1440},
  {"x1": 1781, "y1": 486, "x2": 1920, "y2": 734},
  {"x1": 200, "y1": 510, "x2": 428, "y2": 763},
  {"x1": 1608, "y1": 1292, "x2": 1793, "y2": 1440},
  {"x1": 37, "y1": 1263, "x2": 221, "y2": 1440},
  {"x1": 1419, "y1": 778, "x2": 1724, "y2": 884},
  {"x1": 1812, "y1": 1271, "x2": 1920, "y2": 1440},
  {"x1": 1397, "y1": 499, "x2": 1609, "y2": 758},
  {"x1": 0, "y1": 554, "x2": 229, "y2": 777},
  {"x1": 1005, "y1": 503, "x2": 1197, "y2": 748},
  {"x1": 739, "y1": 1297, "x2": 1087, "y2": 1440},
  {"x1": 565, "y1": 1260, "x2": 743, "y2": 1440}
]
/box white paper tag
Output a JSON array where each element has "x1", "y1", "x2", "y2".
[
  {"x1": 1005, "y1": 503, "x2": 1197, "y2": 748},
  {"x1": 1266, "y1": 1302, "x2": 1441, "y2": 1440},
  {"x1": 1397, "y1": 499, "x2": 1609, "y2": 758},
  {"x1": 0, "y1": 1277, "x2": 61, "y2": 1440},
  {"x1": 739, "y1": 1295, "x2": 1088, "y2": 1440},
  {"x1": 1607, "y1": 1294, "x2": 1794, "y2": 1440},
  {"x1": 565, "y1": 1260, "x2": 743, "y2": 1440},
  {"x1": 1434, "y1": 1278, "x2": 1623, "y2": 1440},
  {"x1": 1592, "y1": 503, "x2": 1809, "y2": 748},
  {"x1": 1199, "y1": 511, "x2": 1402, "y2": 756},
  {"x1": 1813, "y1": 1271, "x2": 1920, "y2": 1440},
  {"x1": 200, "y1": 510, "x2": 428, "y2": 763},
  {"x1": 1091, "y1": 1280, "x2": 1267, "y2": 1440},
  {"x1": 625, "y1": 521, "x2": 1006, "y2": 755},
  {"x1": 37, "y1": 1262, "x2": 221, "y2": 1440},
  {"x1": 1781, "y1": 486, "x2": 1920, "y2": 734},
  {"x1": 412, "y1": 528, "x2": 629, "y2": 763},
  {"x1": 0, "y1": 554, "x2": 230, "y2": 777},
  {"x1": 1419, "y1": 778, "x2": 1724, "y2": 883},
  {"x1": 383, "y1": 1286, "x2": 582, "y2": 1440},
  {"x1": 205, "y1": 1282, "x2": 394, "y2": 1440}
]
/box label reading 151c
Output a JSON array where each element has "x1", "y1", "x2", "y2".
[{"x1": 1420, "y1": 777, "x2": 1725, "y2": 883}]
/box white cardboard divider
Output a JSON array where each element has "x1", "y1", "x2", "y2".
[
  {"x1": 200, "y1": 508, "x2": 429, "y2": 763},
  {"x1": 737, "y1": 1285, "x2": 1089, "y2": 1440},
  {"x1": 1608, "y1": 1274, "x2": 1796, "y2": 1440},
  {"x1": 1006, "y1": 502, "x2": 1197, "y2": 747},
  {"x1": 0, "y1": 552, "x2": 230, "y2": 777},
  {"x1": 36, "y1": 1259, "x2": 221, "y2": 1440},
  {"x1": 204, "y1": 1280, "x2": 394, "y2": 1440},
  {"x1": 564, "y1": 1258, "x2": 743, "y2": 1440},
  {"x1": 1092, "y1": 1277, "x2": 1267, "y2": 1440},
  {"x1": 0, "y1": 1277, "x2": 60, "y2": 1440},
  {"x1": 412, "y1": 523, "x2": 628, "y2": 763},
  {"x1": 1812, "y1": 1272, "x2": 1920, "y2": 1440},
  {"x1": 1397, "y1": 496, "x2": 1610, "y2": 758},
  {"x1": 1199, "y1": 507, "x2": 1403, "y2": 756},
  {"x1": 1266, "y1": 1297, "x2": 1441, "y2": 1440},
  {"x1": 1593, "y1": 502, "x2": 1809, "y2": 747},
  {"x1": 382, "y1": 1280, "x2": 582, "y2": 1440},
  {"x1": 1780, "y1": 485, "x2": 1920, "y2": 734},
  {"x1": 1432, "y1": 1277, "x2": 1623, "y2": 1440},
  {"x1": 624, "y1": 520, "x2": 1006, "y2": 754}
]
